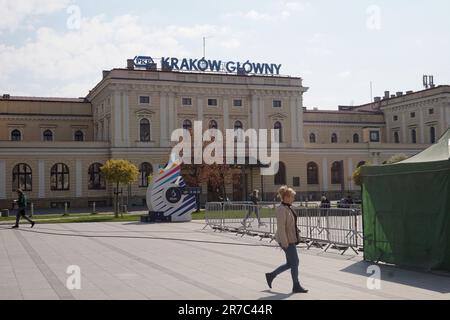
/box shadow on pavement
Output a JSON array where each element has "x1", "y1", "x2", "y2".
[
  {"x1": 258, "y1": 290, "x2": 294, "y2": 300},
  {"x1": 341, "y1": 260, "x2": 450, "y2": 294}
]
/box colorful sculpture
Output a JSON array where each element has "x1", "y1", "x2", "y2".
[{"x1": 145, "y1": 154, "x2": 196, "y2": 222}]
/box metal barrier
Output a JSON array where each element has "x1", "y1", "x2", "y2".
[{"x1": 205, "y1": 202, "x2": 363, "y2": 254}]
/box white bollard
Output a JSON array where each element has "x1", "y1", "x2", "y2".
[
  {"x1": 30, "y1": 203, "x2": 34, "y2": 217},
  {"x1": 92, "y1": 202, "x2": 96, "y2": 215},
  {"x1": 64, "y1": 202, "x2": 68, "y2": 216}
]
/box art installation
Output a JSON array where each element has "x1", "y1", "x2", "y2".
[{"x1": 145, "y1": 153, "x2": 197, "y2": 222}]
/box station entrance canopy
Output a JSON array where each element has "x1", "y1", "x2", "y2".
[{"x1": 361, "y1": 129, "x2": 450, "y2": 271}]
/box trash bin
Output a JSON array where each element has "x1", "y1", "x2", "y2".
[{"x1": 1, "y1": 209, "x2": 9, "y2": 217}]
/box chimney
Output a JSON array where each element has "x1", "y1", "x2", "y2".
[
  {"x1": 396, "y1": 92, "x2": 403, "y2": 97},
  {"x1": 102, "y1": 70, "x2": 110, "y2": 79},
  {"x1": 406, "y1": 90, "x2": 414, "y2": 94},
  {"x1": 2, "y1": 94, "x2": 10, "y2": 100},
  {"x1": 127, "y1": 59, "x2": 135, "y2": 70},
  {"x1": 374, "y1": 97, "x2": 381, "y2": 102},
  {"x1": 384, "y1": 91, "x2": 390, "y2": 99}
]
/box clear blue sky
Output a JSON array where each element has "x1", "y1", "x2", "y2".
[{"x1": 1, "y1": 0, "x2": 449, "y2": 108}]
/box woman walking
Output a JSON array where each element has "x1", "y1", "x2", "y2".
[{"x1": 265, "y1": 186, "x2": 308, "y2": 293}]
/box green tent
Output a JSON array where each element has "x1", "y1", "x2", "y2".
[{"x1": 361, "y1": 129, "x2": 450, "y2": 271}]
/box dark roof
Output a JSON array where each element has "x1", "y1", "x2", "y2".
[{"x1": 0, "y1": 96, "x2": 88, "y2": 103}]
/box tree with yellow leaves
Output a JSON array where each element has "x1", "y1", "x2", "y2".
[{"x1": 101, "y1": 160, "x2": 139, "y2": 217}]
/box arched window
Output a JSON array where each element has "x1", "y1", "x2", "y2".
[
  {"x1": 234, "y1": 121, "x2": 244, "y2": 142},
  {"x1": 353, "y1": 133, "x2": 359, "y2": 143},
  {"x1": 274, "y1": 162, "x2": 287, "y2": 185},
  {"x1": 12, "y1": 163, "x2": 32, "y2": 191},
  {"x1": 394, "y1": 132, "x2": 400, "y2": 144},
  {"x1": 209, "y1": 120, "x2": 218, "y2": 129},
  {"x1": 140, "y1": 118, "x2": 151, "y2": 142},
  {"x1": 43, "y1": 130, "x2": 53, "y2": 141},
  {"x1": 50, "y1": 163, "x2": 69, "y2": 191},
  {"x1": 430, "y1": 127, "x2": 436, "y2": 144},
  {"x1": 183, "y1": 119, "x2": 193, "y2": 130},
  {"x1": 74, "y1": 130, "x2": 84, "y2": 141},
  {"x1": 309, "y1": 133, "x2": 316, "y2": 143},
  {"x1": 411, "y1": 129, "x2": 417, "y2": 144},
  {"x1": 11, "y1": 130, "x2": 22, "y2": 141},
  {"x1": 331, "y1": 133, "x2": 338, "y2": 144},
  {"x1": 331, "y1": 161, "x2": 343, "y2": 185},
  {"x1": 139, "y1": 162, "x2": 153, "y2": 188},
  {"x1": 357, "y1": 161, "x2": 366, "y2": 168},
  {"x1": 234, "y1": 121, "x2": 243, "y2": 130},
  {"x1": 307, "y1": 162, "x2": 319, "y2": 185},
  {"x1": 88, "y1": 163, "x2": 106, "y2": 190},
  {"x1": 274, "y1": 122, "x2": 283, "y2": 143}
]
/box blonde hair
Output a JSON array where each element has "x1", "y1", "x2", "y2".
[{"x1": 278, "y1": 185, "x2": 296, "y2": 201}]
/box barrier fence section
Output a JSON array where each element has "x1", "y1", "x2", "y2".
[{"x1": 205, "y1": 202, "x2": 363, "y2": 254}]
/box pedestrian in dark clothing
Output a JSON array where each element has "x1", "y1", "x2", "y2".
[
  {"x1": 265, "y1": 186, "x2": 308, "y2": 294},
  {"x1": 12, "y1": 189, "x2": 35, "y2": 229},
  {"x1": 320, "y1": 195, "x2": 331, "y2": 208},
  {"x1": 242, "y1": 190, "x2": 265, "y2": 227}
]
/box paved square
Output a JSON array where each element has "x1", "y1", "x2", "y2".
[{"x1": 1, "y1": 221, "x2": 449, "y2": 300}]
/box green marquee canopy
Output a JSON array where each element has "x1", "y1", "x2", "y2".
[{"x1": 361, "y1": 129, "x2": 450, "y2": 271}]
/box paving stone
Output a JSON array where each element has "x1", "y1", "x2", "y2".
[{"x1": 0, "y1": 222, "x2": 449, "y2": 300}]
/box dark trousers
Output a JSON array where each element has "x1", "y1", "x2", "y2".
[
  {"x1": 15, "y1": 208, "x2": 34, "y2": 226},
  {"x1": 271, "y1": 244, "x2": 300, "y2": 286},
  {"x1": 244, "y1": 206, "x2": 261, "y2": 221}
]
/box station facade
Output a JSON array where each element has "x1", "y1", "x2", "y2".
[{"x1": 1, "y1": 60, "x2": 449, "y2": 208}]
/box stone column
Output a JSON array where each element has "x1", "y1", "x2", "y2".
[
  {"x1": 98, "y1": 121, "x2": 104, "y2": 141},
  {"x1": 76, "y1": 160, "x2": 82, "y2": 198},
  {"x1": 251, "y1": 94, "x2": 259, "y2": 130},
  {"x1": 419, "y1": 108, "x2": 425, "y2": 144},
  {"x1": 322, "y1": 158, "x2": 328, "y2": 192},
  {"x1": 168, "y1": 93, "x2": 175, "y2": 135},
  {"x1": 347, "y1": 158, "x2": 354, "y2": 191},
  {"x1": 103, "y1": 118, "x2": 109, "y2": 142},
  {"x1": 113, "y1": 92, "x2": 123, "y2": 147},
  {"x1": 223, "y1": 98, "x2": 230, "y2": 130},
  {"x1": 38, "y1": 160, "x2": 45, "y2": 199},
  {"x1": 386, "y1": 113, "x2": 391, "y2": 143},
  {"x1": 160, "y1": 93, "x2": 169, "y2": 147},
  {"x1": 290, "y1": 96, "x2": 299, "y2": 146},
  {"x1": 122, "y1": 92, "x2": 130, "y2": 146},
  {"x1": 0, "y1": 160, "x2": 5, "y2": 199},
  {"x1": 259, "y1": 96, "x2": 265, "y2": 129},
  {"x1": 296, "y1": 95, "x2": 305, "y2": 147},
  {"x1": 197, "y1": 96, "x2": 204, "y2": 122},
  {"x1": 401, "y1": 113, "x2": 407, "y2": 143}
]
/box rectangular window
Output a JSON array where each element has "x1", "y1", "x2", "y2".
[
  {"x1": 233, "y1": 99, "x2": 243, "y2": 107},
  {"x1": 139, "y1": 96, "x2": 150, "y2": 104},
  {"x1": 208, "y1": 99, "x2": 218, "y2": 107},
  {"x1": 393, "y1": 115, "x2": 398, "y2": 121},
  {"x1": 370, "y1": 131, "x2": 380, "y2": 142},
  {"x1": 293, "y1": 177, "x2": 300, "y2": 187},
  {"x1": 410, "y1": 112, "x2": 416, "y2": 118},
  {"x1": 429, "y1": 108, "x2": 434, "y2": 115},
  {"x1": 182, "y1": 98, "x2": 192, "y2": 106},
  {"x1": 273, "y1": 100, "x2": 282, "y2": 108}
]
